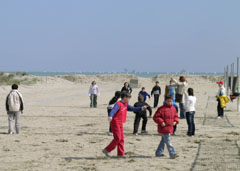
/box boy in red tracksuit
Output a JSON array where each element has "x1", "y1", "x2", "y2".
[
  {"x1": 153, "y1": 94, "x2": 179, "y2": 159},
  {"x1": 103, "y1": 91, "x2": 147, "y2": 157}
]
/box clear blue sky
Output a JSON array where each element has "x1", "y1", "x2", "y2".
[{"x1": 1, "y1": 0, "x2": 240, "y2": 73}]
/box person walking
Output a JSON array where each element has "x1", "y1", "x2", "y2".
[
  {"x1": 151, "y1": 81, "x2": 161, "y2": 108},
  {"x1": 88, "y1": 81, "x2": 100, "y2": 108},
  {"x1": 5, "y1": 84, "x2": 24, "y2": 134},
  {"x1": 121, "y1": 82, "x2": 132, "y2": 94}
]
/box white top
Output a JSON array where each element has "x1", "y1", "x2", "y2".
[
  {"x1": 185, "y1": 96, "x2": 196, "y2": 112},
  {"x1": 172, "y1": 79, "x2": 188, "y2": 95},
  {"x1": 88, "y1": 85, "x2": 100, "y2": 96},
  {"x1": 217, "y1": 86, "x2": 226, "y2": 96}
]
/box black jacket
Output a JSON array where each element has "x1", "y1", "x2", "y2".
[
  {"x1": 134, "y1": 101, "x2": 152, "y2": 116},
  {"x1": 151, "y1": 86, "x2": 161, "y2": 96},
  {"x1": 121, "y1": 86, "x2": 132, "y2": 94}
]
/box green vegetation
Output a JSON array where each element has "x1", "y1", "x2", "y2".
[{"x1": 0, "y1": 72, "x2": 39, "y2": 85}]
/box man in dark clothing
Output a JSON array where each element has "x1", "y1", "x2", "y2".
[
  {"x1": 151, "y1": 81, "x2": 161, "y2": 108},
  {"x1": 121, "y1": 82, "x2": 133, "y2": 94},
  {"x1": 133, "y1": 95, "x2": 152, "y2": 135}
]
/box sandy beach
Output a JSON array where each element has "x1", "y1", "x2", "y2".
[{"x1": 0, "y1": 74, "x2": 239, "y2": 171}]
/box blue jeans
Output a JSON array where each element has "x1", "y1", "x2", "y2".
[
  {"x1": 186, "y1": 112, "x2": 195, "y2": 136},
  {"x1": 156, "y1": 134, "x2": 176, "y2": 157},
  {"x1": 179, "y1": 103, "x2": 186, "y2": 118}
]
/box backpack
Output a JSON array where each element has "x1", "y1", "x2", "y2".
[{"x1": 7, "y1": 91, "x2": 23, "y2": 112}]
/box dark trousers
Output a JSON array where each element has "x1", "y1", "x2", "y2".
[
  {"x1": 186, "y1": 112, "x2": 195, "y2": 136},
  {"x1": 133, "y1": 113, "x2": 148, "y2": 133},
  {"x1": 179, "y1": 103, "x2": 186, "y2": 118},
  {"x1": 90, "y1": 94, "x2": 97, "y2": 108},
  {"x1": 107, "y1": 109, "x2": 112, "y2": 133},
  {"x1": 153, "y1": 94, "x2": 160, "y2": 108},
  {"x1": 217, "y1": 99, "x2": 224, "y2": 117}
]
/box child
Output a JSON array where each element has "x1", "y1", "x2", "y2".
[
  {"x1": 103, "y1": 91, "x2": 147, "y2": 157},
  {"x1": 153, "y1": 94, "x2": 179, "y2": 159},
  {"x1": 107, "y1": 91, "x2": 121, "y2": 135},
  {"x1": 151, "y1": 81, "x2": 161, "y2": 108},
  {"x1": 133, "y1": 95, "x2": 152, "y2": 135},
  {"x1": 139, "y1": 87, "x2": 151, "y2": 102},
  {"x1": 6, "y1": 84, "x2": 24, "y2": 134},
  {"x1": 184, "y1": 88, "x2": 196, "y2": 137},
  {"x1": 216, "y1": 81, "x2": 227, "y2": 118}
]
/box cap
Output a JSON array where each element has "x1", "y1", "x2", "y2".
[{"x1": 217, "y1": 81, "x2": 224, "y2": 84}]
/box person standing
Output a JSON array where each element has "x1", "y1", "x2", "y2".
[
  {"x1": 216, "y1": 81, "x2": 226, "y2": 118},
  {"x1": 184, "y1": 88, "x2": 196, "y2": 137},
  {"x1": 139, "y1": 87, "x2": 151, "y2": 102},
  {"x1": 133, "y1": 95, "x2": 152, "y2": 135},
  {"x1": 151, "y1": 81, "x2": 161, "y2": 108},
  {"x1": 88, "y1": 81, "x2": 100, "y2": 108},
  {"x1": 121, "y1": 82, "x2": 132, "y2": 94},
  {"x1": 153, "y1": 94, "x2": 179, "y2": 159},
  {"x1": 171, "y1": 76, "x2": 188, "y2": 119},
  {"x1": 5, "y1": 84, "x2": 24, "y2": 134}
]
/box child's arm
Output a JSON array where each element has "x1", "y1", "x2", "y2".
[
  {"x1": 127, "y1": 105, "x2": 146, "y2": 112},
  {"x1": 108, "y1": 103, "x2": 120, "y2": 120},
  {"x1": 153, "y1": 108, "x2": 164, "y2": 125}
]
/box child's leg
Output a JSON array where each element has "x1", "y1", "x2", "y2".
[
  {"x1": 15, "y1": 112, "x2": 21, "y2": 134},
  {"x1": 8, "y1": 112, "x2": 15, "y2": 134},
  {"x1": 164, "y1": 134, "x2": 176, "y2": 156},
  {"x1": 192, "y1": 112, "x2": 195, "y2": 135},
  {"x1": 117, "y1": 124, "x2": 124, "y2": 156},
  {"x1": 186, "y1": 112, "x2": 191, "y2": 135},
  {"x1": 133, "y1": 115, "x2": 141, "y2": 134},
  {"x1": 105, "y1": 123, "x2": 121, "y2": 153},
  {"x1": 94, "y1": 95, "x2": 97, "y2": 108},
  {"x1": 90, "y1": 95, "x2": 94, "y2": 108},
  {"x1": 155, "y1": 135, "x2": 165, "y2": 156},
  {"x1": 142, "y1": 113, "x2": 148, "y2": 131}
]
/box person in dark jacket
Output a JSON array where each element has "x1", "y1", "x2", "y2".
[
  {"x1": 107, "y1": 91, "x2": 121, "y2": 135},
  {"x1": 133, "y1": 94, "x2": 152, "y2": 135},
  {"x1": 139, "y1": 87, "x2": 151, "y2": 102},
  {"x1": 151, "y1": 81, "x2": 161, "y2": 108},
  {"x1": 121, "y1": 82, "x2": 132, "y2": 94}
]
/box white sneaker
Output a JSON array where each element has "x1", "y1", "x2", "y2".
[
  {"x1": 8, "y1": 132, "x2": 13, "y2": 135},
  {"x1": 108, "y1": 132, "x2": 113, "y2": 136},
  {"x1": 217, "y1": 117, "x2": 221, "y2": 119}
]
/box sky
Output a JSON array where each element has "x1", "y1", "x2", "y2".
[{"x1": 0, "y1": 0, "x2": 240, "y2": 73}]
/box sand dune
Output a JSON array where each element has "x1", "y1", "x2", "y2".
[{"x1": 0, "y1": 74, "x2": 239, "y2": 171}]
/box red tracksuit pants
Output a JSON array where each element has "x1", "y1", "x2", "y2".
[{"x1": 105, "y1": 122, "x2": 124, "y2": 156}]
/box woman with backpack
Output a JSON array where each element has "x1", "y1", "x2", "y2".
[{"x1": 5, "y1": 84, "x2": 24, "y2": 134}]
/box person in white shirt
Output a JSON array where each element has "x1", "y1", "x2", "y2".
[
  {"x1": 184, "y1": 88, "x2": 196, "y2": 137},
  {"x1": 88, "y1": 81, "x2": 100, "y2": 108}
]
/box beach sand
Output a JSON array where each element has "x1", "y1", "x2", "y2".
[{"x1": 0, "y1": 74, "x2": 239, "y2": 171}]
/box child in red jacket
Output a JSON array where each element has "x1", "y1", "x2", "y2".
[
  {"x1": 153, "y1": 94, "x2": 179, "y2": 159},
  {"x1": 103, "y1": 91, "x2": 147, "y2": 157}
]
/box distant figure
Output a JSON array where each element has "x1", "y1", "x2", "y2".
[
  {"x1": 102, "y1": 91, "x2": 147, "y2": 157},
  {"x1": 121, "y1": 82, "x2": 132, "y2": 94},
  {"x1": 184, "y1": 88, "x2": 196, "y2": 137},
  {"x1": 5, "y1": 84, "x2": 24, "y2": 134},
  {"x1": 216, "y1": 81, "x2": 227, "y2": 118},
  {"x1": 139, "y1": 87, "x2": 150, "y2": 102},
  {"x1": 151, "y1": 81, "x2": 161, "y2": 108},
  {"x1": 88, "y1": 81, "x2": 100, "y2": 108},
  {"x1": 107, "y1": 91, "x2": 121, "y2": 135},
  {"x1": 133, "y1": 95, "x2": 152, "y2": 135},
  {"x1": 153, "y1": 94, "x2": 179, "y2": 159},
  {"x1": 171, "y1": 76, "x2": 188, "y2": 119},
  {"x1": 165, "y1": 80, "x2": 177, "y2": 103}
]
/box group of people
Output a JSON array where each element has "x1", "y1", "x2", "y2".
[{"x1": 102, "y1": 76, "x2": 197, "y2": 159}]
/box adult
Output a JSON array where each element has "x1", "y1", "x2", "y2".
[
  {"x1": 6, "y1": 84, "x2": 24, "y2": 134},
  {"x1": 171, "y1": 76, "x2": 188, "y2": 119},
  {"x1": 216, "y1": 81, "x2": 226, "y2": 118},
  {"x1": 151, "y1": 81, "x2": 161, "y2": 108},
  {"x1": 121, "y1": 82, "x2": 132, "y2": 94},
  {"x1": 88, "y1": 81, "x2": 100, "y2": 108},
  {"x1": 139, "y1": 87, "x2": 151, "y2": 102}
]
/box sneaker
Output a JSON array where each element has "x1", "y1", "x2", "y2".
[
  {"x1": 8, "y1": 132, "x2": 13, "y2": 135},
  {"x1": 156, "y1": 154, "x2": 165, "y2": 157},
  {"x1": 217, "y1": 116, "x2": 221, "y2": 119},
  {"x1": 108, "y1": 132, "x2": 113, "y2": 136},
  {"x1": 102, "y1": 149, "x2": 110, "y2": 157},
  {"x1": 141, "y1": 130, "x2": 148, "y2": 134},
  {"x1": 133, "y1": 133, "x2": 138, "y2": 136},
  {"x1": 170, "y1": 154, "x2": 179, "y2": 159}
]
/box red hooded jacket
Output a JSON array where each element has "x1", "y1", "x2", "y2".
[{"x1": 153, "y1": 104, "x2": 179, "y2": 134}]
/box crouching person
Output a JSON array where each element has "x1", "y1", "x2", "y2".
[
  {"x1": 153, "y1": 94, "x2": 179, "y2": 159},
  {"x1": 6, "y1": 84, "x2": 24, "y2": 134}
]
